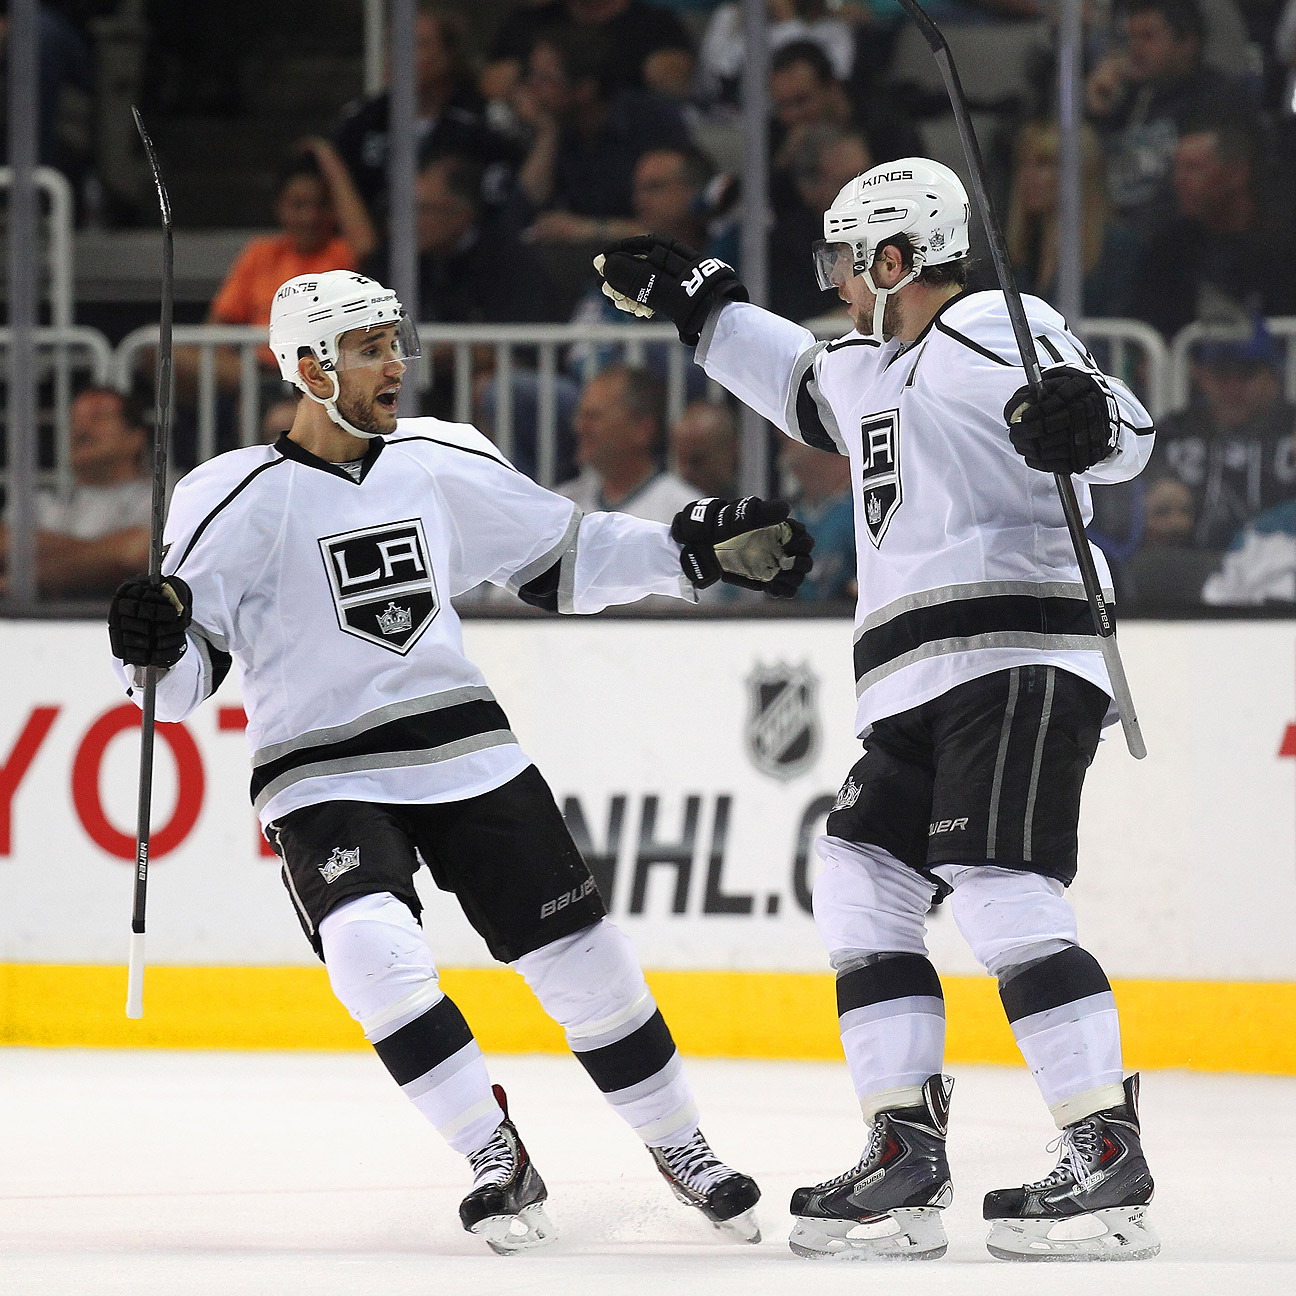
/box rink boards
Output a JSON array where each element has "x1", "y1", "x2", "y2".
[{"x1": 2, "y1": 617, "x2": 1294, "y2": 1072}]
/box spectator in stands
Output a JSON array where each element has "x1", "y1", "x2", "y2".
[
  {"x1": 557, "y1": 364, "x2": 697, "y2": 519},
  {"x1": 332, "y1": 4, "x2": 520, "y2": 220},
  {"x1": 1201, "y1": 497, "x2": 1296, "y2": 603},
  {"x1": 695, "y1": 0, "x2": 855, "y2": 107},
  {"x1": 483, "y1": 0, "x2": 695, "y2": 104},
  {"x1": 208, "y1": 140, "x2": 376, "y2": 363},
  {"x1": 769, "y1": 124, "x2": 871, "y2": 322},
  {"x1": 1132, "y1": 120, "x2": 1296, "y2": 338},
  {"x1": 672, "y1": 401, "x2": 740, "y2": 498},
  {"x1": 0, "y1": 387, "x2": 150, "y2": 599},
  {"x1": 781, "y1": 439, "x2": 855, "y2": 601},
  {"x1": 768, "y1": 39, "x2": 919, "y2": 215},
  {"x1": 1152, "y1": 322, "x2": 1296, "y2": 549},
  {"x1": 366, "y1": 155, "x2": 560, "y2": 324},
  {"x1": 1005, "y1": 119, "x2": 1140, "y2": 317},
  {"x1": 1086, "y1": 0, "x2": 1254, "y2": 235},
  {"x1": 1140, "y1": 475, "x2": 1197, "y2": 547},
  {"x1": 514, "y1": 24, "x2": 694, "y2": 232}
]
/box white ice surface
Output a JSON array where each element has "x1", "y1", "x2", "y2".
[{"x1": 2, "y1": 1051, "x2": 1293, "y2": 1296}]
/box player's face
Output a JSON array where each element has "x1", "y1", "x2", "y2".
[{"x1": 334, "y1": 325, "x2": 407, "y2": 437}]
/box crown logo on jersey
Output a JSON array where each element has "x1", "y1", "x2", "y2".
[
  {"x1": 377, "y1": 601, "x2": 414, "y2": 636},
  {"x1": 834, "y1": 775, "x2": 861, "y2": 811},
  {"x1": 866, "y1": 494, "x2": 882, "y2": 525},
  {"x1": 319, "y1": 846, "x2": 361, "y2": 884}
]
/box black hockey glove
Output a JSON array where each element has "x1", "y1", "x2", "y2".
[
  {"x1": 1005, "y1": 366, "x2": 1117, "y2": 475},
  {"x1": 108, "y1": 575, "x2": 193, "y2": 668},
  {"x1": 672, "y1": 497, "x2": 815, "y2": 598},
  {"x1": 595, "y1": 235, "x2": 749, "y2": 346}
]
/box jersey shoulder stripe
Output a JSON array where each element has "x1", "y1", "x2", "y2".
[
  {"x1": 387, "y1": 434, "x2": 518, "y2": 473},
  {"x1": 933, "y1": 318, "x2": 1012, "y2": 366},
  {"x1": 825, "y1": 336, "x2": 881, "y2": 353},
  {"x1": 170, "y1": 454, "x2": 288, "y2": 575}
]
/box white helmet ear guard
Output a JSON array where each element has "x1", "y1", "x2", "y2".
[
  {"x1": 815, "y1": 157, "x2": 970, "y2": 336},
  {"x1": 268, "y1": 271, "x2": 421, "y2": 439}
]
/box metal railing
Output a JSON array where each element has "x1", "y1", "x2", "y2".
[
  {"x1": 12, "y1": 315, "x2": 1175, "y2": 494},
  {"x1": 0, "y1": 326, "x2": 114, "y2": 496},
  {"x1": 1169, "y1": 316, "x2": 1296, "y2": 410},
  {"x1": 0, "y1": 166, "x2": 74, "y2": 327}
]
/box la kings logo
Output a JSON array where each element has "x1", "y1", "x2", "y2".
[
  {"x1": 859, "y1": 410, "x2": 902, "y2": 548},
  {"x1": 319, "y1": 518, "x2": 439, "y2": 654},
  {"x1": 745, "y1": 662, "x2": 821, "y2": 781},
  {"x1": 319, "y1": 846, "x2": 361, "y2": 884}
]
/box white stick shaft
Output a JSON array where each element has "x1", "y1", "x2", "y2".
[{"x1": 126, "y1": 931, "x2": 146, "y2": 1018}]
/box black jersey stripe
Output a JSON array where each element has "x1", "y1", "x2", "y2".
[
  {"x1": 795, "y1": 366, "x2": 844, "y2": 455},
  {"x1": 934, "y1": 319, "x2": 1013, "y2": 366},
  {"x1": 249, "y1": 698, "x2": 512, "y2": 803},
  {"x1": 569, "y1": 1009, "x2": 678, "y2": 1094},
  {"x1": 837, "y1": 954, "x2": 944, "y2": 1015},
  {"x1": 999, "y1": 946, "x2": 1111, "y2": 1023},
  {"x1": 825, "y1": 337, "x2": 882, "y2": 353},
  {"x1": 387, "y1": 434, "x2": 518, "y2": 472},
  {"x1": 853, "y1": 593, "x2": 1096, "y2": 686},
  {"x1": 171, "y1": 457, "x2": 289, "y2": 575},
  {"x1": 1036, "y1": 333, "x2": 1065, "y2": 365}
]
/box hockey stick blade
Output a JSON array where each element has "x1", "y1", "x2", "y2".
[
  {"x1": 126, "y1": 108, "x2": 178, "y2": 1016},
  {"x1": 893, "y1": 0, "x2": 1146, "y2": 759}
]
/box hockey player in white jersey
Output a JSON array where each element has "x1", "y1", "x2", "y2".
[
  {"x1": 596, "y1": 158, "x2": 1159, "y2": 1262},
  {"x1": 106, "y1": 270, "x2": 814, "y2": 1255}
]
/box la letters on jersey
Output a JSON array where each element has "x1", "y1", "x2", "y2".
[
  {"x1": 859, "y1": 410, "x2": 901, "y2": 547},
  {"x1": 318, "y1": 518, "x2": 440, "y2": 654}
]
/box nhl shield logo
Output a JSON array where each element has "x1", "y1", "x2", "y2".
[
  {"x1": 319, "y1": 518, "x2": 439, "y2": 654},
  {"x1": 745, "y1": 662, "x2": 821, "y2": 781},
  {"x1": 859, "y1": 410, "x2": 902, "y2": 548}
]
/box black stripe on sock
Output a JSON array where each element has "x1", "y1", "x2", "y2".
[
  {"x1": 836, "y1": 954, "x2": 944, "y2": 1017},
  {"x1": 572, "y1": 1008, "x2": 677, "y2": 1093},
  {"x1": 371, "y1": 994, "x2": 475, "y2": 1086},
  {"x1": 999, "y1": 946, "x2": 1111, "y2": 1023}
]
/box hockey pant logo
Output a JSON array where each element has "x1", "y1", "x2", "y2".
[
  {"x1": 539, "y1": 876, "x2": 597, "y2": 920},
  {"x1": 318, "y1": 518, "x2": 440, "y2": 655},
  {"x1": 858, "y1": 409, "x2": 902, "y2": 548},
  {"x1": 319, "y1": 846, "x2": 361, "y2": 884}
]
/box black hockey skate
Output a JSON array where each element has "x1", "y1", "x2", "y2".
[
  {"x1": 458, "y1": 1086, "x2": 554, "y2": 1255},
  {"x1": 650, "y1": 1128, "x2": 762, "y2": 1242},
  {"x1": 983, "y1": 1074, "x2": 1159, "y2": 1262},
  {"x1": 788, "y1": 1074, "x2": 953, "y2": 1261}
]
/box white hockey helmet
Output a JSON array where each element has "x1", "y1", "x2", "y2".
[
  {"x1": 269, "y1": 271, "x2": 421, "y2": 438},
  {"x1": 813, "y1": 158, "x2": 970, "y2": 336}
]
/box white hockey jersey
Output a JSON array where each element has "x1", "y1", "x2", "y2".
[
  {"x1": 112, "y1": 418, "x2": 695, "y2": 826},
  {"x1": 697, "y1": 291, "x2": 1155, "y2": 735}
]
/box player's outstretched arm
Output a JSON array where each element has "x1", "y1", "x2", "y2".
[{"x1": 671, "y1": 496, "x2": 814, "y2": 598}]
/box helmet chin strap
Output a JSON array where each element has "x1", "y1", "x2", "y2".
[
  {"x1": 303, "y1": 371, "x2": 384, "y2": 441},
  {"x1": 861, "y1": 253, "x2": 923, "y2": 338}
]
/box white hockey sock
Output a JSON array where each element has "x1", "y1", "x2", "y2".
[
  {"x1": 515, "y1": 919, "x2": 699, "y2": 1147},
  {"x1": 835, "y1": 953, "x2": 946, "y2": 1122},
  {"x1": 320, "y1": 893, "x2": 503, "y2": 1155}
]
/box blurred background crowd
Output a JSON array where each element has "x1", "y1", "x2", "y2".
[{"x1": 6, "y1": 0, "x2": 1296, "y2": 611}]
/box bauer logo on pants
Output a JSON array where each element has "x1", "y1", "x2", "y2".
[
  {"x1": 319, "y1": 518, "x2": 439, "y2": 654},
  {"x1": 745, "y1": 662, "x2": 820, "y2": 781},
  {"x1": 859, "y1": 409, "x2": 902, "y2": 548}
]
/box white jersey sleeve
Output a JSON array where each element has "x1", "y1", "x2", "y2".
[
  {"x1": 697, "y1": 301, "x2": 852, "y2": 455},
  {"x1": 395, "y1": 421, "x2": 696, "y2": 611}
]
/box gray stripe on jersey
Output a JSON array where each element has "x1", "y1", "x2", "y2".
[
  {"x1": 1021, "y1": 666, "x2": 1056, "y2": 861},
  {"x1": 252, "y1": 728, "x2": 518, "y2": 812},
  {"x1": 986, "y1": 668, "x2": 1020, "y2": 860},
  {"x1": 252, "y1": 686, "x2": 497, "y2": 768},
  {"x1": 852, "y1": 580, "x2": 1109, "y2": 641},
  {"x1": 1008, "y1": 991, "x2": 1119, "y2": 1042},
  {"x1": 558, "y1": 529, "x2": 581, "y2": 615},
  {"x1": 839, "y1": 995, "x2": 946, "y2": 1034},
  {"x1": 854, "y1": 631, "x2": 1101, "y2": 697},
  {"x1": 785, "y1": 341, "x2": 848, "y2": 455},
  {"x1": 506, "y1": 506, "x2": 583, "y2": 595}
]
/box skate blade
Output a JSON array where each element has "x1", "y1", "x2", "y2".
[
  {"x1": 986, "y1": 1205, "x2": 1160, "y2": 1262},
  {"x1": 789, "y1": 1207, "x2": 947, "y2": 1260},
  {"x1": 713, "y1": 1206, "x2": 761, "y2": 1244},
  {"x1": 471, "y1": 1202, "x2": 556, "y2": 1256}
]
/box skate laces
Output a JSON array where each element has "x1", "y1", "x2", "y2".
[
  {"x1": 656, "y1": 1129, "x2": 735, "y2": 1195},
  {"x1": 1031, "y1": 1120, "x2": 1104, "y2": 1193},
  {"x1": 467, "y1": 1123, "x2": 517, "y2": 1191},
  {"x1": 813, "y1": 1116, "x2": 886, "y2": 1191}
]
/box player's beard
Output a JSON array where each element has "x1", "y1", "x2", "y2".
[{"x1": 336, "y1": 384, "x2": 395, "y2": 438}]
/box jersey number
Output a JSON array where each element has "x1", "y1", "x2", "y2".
[{"x1": 860, "y1": 410, "x2": 901, "y2": 548}]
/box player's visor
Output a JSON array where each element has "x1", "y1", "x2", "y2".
[
  {"x1": 812, "y1": 239, "x2": 856, "y2": 291},
  {"x1": 334, "y1": 314, "x2": 422, "y2": 370}
]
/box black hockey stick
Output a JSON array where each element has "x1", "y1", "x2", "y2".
[
  {"x1": 894, "y1": 0, "x2": 1146, "y2": 759},
  {"x1": 126, "y1": 107, "x2": 178, "y2": 1018}
]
